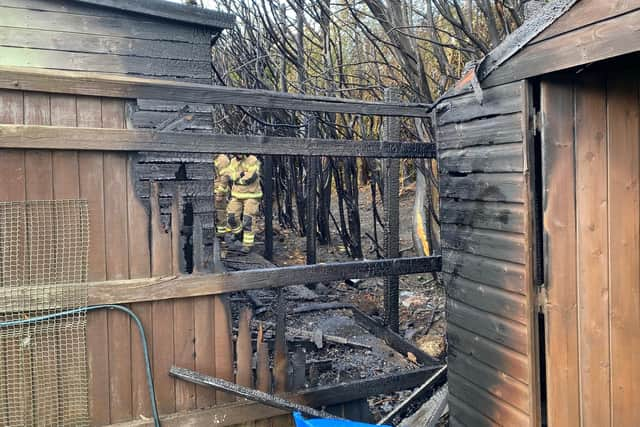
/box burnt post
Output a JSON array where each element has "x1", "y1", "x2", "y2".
[
  {"x1": 383, "y1": 88, "x2": 401, "y2": 332},
  {"x1": 263, "y1": 151, "x2": 274, "y2": 261},
  {"x1": 306, "y1": 115, "x2": 319, "y2": 265}
]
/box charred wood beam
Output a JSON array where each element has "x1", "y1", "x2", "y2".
[
  {"x1": 171, "y1": 364, "x2": 444, "y2": 412},
  {"x1": 351, "y1": 307, "x2": 440, "y2": 365},
  {"x1": 0, "y1": 257, "x2": 441, "y2": 311},
  {"x1": 84, "y1": 256, "x2": 441, "y2": 306},
  {"x1": 383, "y1": 88, "x2": 402, "y2": 332},
  {"x1": 0, "y1": 125, "x2": 436, "y2": 158},
  {"x1": 290, "y1": 302, "x2": 354, "y2": 314},
  {"x1": 295, "y1": 365, "x2": 444, "y2": 408},
  {"x1": 305, "y1": 116, "x2": 319, "y2": 265},
  {"x1": 376, "y1": 365, "x2": 448, "y2": 426},
  {"x1": 0, "y1": 66, "x2": 432, "y2": 117},
  {"x1": 263, "y1": 150, "x2": 274, "y2": 261},
  {"x1": 112, "y1": 366, "x2": 444, "y2": 427},
  {"x1": 170, "y1": 367, "x2": 340, "y2": 420}
]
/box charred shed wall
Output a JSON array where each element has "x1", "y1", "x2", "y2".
[
  {"x1": 436, "y1": 81, "x2": 537, "y2": 426},
  {"x1": 0, "y1": 0, "x2": 214, "y2": 82},
  {"x1": 0, "y1": 0, "x2": 221, "y2": 252}
]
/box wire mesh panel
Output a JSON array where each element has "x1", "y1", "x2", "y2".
[{"x1": 0, "y1": 200, "x2": 90, "y2": 427}]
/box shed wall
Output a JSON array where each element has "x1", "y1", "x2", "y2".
[
  {"x1": 437, "y1": 81, "x2": 538, "y2": 426},
  {"x1": 0, "y1": 0, "x2": 213, "y2": 81},
  {"x1": 0, "y1": 0, "x2": 218, "y2": 127},
  {"x1": 0, "y1": 0, "x2": 220, "y2": 246}
]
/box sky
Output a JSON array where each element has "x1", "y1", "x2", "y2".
[{"x1": 166, "y1": 0, "x2": 221, "y2": 9}]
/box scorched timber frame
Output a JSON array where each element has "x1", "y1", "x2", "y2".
[{"x1": 0, "y1": 64, "x2": 440, "y2": 342}]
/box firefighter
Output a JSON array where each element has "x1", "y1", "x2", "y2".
[
  {"x1": 213, "y1": 154, "x2": 232, "y2": 237},
  {"x1": 226, "y1": 154, "x2": 262, "y2": 253}
]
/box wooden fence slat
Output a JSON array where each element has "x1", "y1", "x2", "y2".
[
  {"x1": 194, "y1": 295, "x2": 216, "y2": 408},
  {"x1": 102, "y1": 98, "x2": 133, "y2": 423},
  {"x1": 255, "y1": 324, "x2": 271, "y2": 394},
  {"x1": 50, "y1": 93, "x2": 83, "y2": 425},
  {"x1": 77, "y1": 96, "x2": 110, "y2": 426},
  {"x1": 50, "y1": 95, "x2": 79, "y2": 199},
  {"x1": 0, "y1": 88, "x2": 26, "y2": 427},
  {"x1": 213, "y1": 295, "x2": 235, "y2": 403},
  {"x1": 127, "y1": 155, "x2": 154, "y2": 418},
  {"x1": 23, "y1": 92, "x2": 56, "y2": 426},
  {"x1": 172, "y1": 194, "x2": 196, "y2": 412},
  {"x1": 235, "y1": 308, "x2": 253, "y2": 389},
  {"x1": 150, "y1": 181, "x2": 176, "y2": 415},
  {"x1": 0, "y1": 90, "x2": 25, "y2": 202}
]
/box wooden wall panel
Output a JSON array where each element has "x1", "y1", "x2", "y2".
[
  {"x1": 607, "y1": 69, "x2": 640, "y2": 427},
  {"x1": 574, "y1": 74, "x2": 610, "y2": 427},
  {"x1": 0, "y1": 3, "x2": 210, "y2": 44},
  {"x1": 437, "y1": 80, "x2": 537, "y2": 426},
  {"x1": 541, "y1": 79, "x2": 580, "y2": 427},
  {"x1": 540, "y1": 62, "x2": 640, "y2": 427}
]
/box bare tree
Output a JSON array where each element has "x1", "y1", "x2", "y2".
[{"x1": 196, "y1": 0, "x2": 528, "y2": 258}]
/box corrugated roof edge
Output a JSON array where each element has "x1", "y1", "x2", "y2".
[{"x1": 72, "y1": 0, "x2": 235, "y2": 30}]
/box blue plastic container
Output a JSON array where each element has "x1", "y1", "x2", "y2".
[{"x1": 292, "y1": 412, "x2": 391, "y2": 427}]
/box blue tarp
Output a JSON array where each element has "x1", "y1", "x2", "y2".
[{"x1": 292, "y1": 412, "x2": 391, "y2": 427}]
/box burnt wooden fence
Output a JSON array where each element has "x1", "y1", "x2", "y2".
[{"x1": 0, "y1": 65, "x2": 439, "y2": 427}]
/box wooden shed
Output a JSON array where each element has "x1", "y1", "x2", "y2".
[
  {"x1": 437, "y1": 0, "x2": 640, "y2": 425},
  {"x1": 0, "y1": 1, "x2": 442, "y2": 426}
]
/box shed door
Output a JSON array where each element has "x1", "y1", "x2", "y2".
[{"x1": 541, "y1": 63, "x2": 640, "y2": 427}]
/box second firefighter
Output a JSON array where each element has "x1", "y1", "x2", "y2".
[{"x1": 226, "y1": 154, "x2": 262, "y2": 253}]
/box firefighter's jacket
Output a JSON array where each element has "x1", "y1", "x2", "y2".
[{"x1": 229, "y1": 155, "x2": 262, "y2": 199}]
